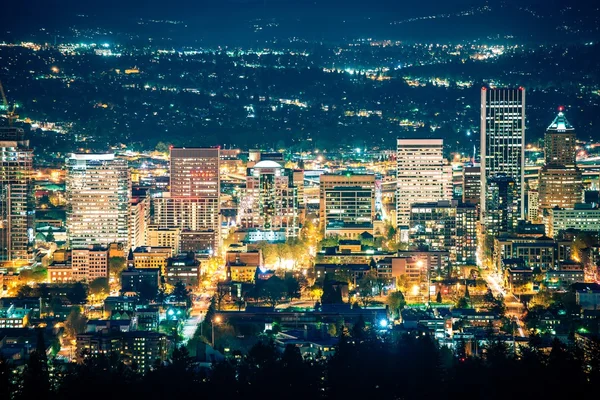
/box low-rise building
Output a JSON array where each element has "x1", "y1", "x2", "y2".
[
  {"x1": 72, "y1": 246, "x2": 109, "y2": 282},
  {"x1": 165, "y1": 253, "x2": 200, "y2": 290},
  {"x1": 121, "y1": 267, "x2": 160, "y2": 295},
  {"x1": 76, "y1": 331, "x2": 168, "y2": 373},
  {"x1": 0, "y1": 306, "x2": 31, "y2": 328},
  {"x1": 48, "y1": 264, "x2": 73, "y2": 283},
  {"x1": 547, "y1": 204, "x2": 600, "y2": 238},
  {"x1": 503, "y1": 259, "x2": 533, "y2": 290},
  {"x1": 147, "y1": 226, "x2": 181, "y2": 253},
  {"x1": 576, "y1": 284, "x2": 600, "y2": 310},
  {"x1": 133, "y1": 246, "x2": 173, "y2": 273}
]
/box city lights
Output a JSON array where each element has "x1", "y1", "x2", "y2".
[{"x1": 1, "y1": 3, "x2": 599, "y2": 395}]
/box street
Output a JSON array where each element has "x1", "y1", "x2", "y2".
[{"x1": 482, "y1": 271, "x2": 526, "y2": 337}]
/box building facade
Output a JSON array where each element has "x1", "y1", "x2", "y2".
[
  {"x1": 462, "y1": 165, "x2": 481, "y2": 205},
  {"x1": 485, "y1": 176, "x2": 518, "y2": 236},
  {"x1": 0, "y1": 128, "x2": 33, "y2": 262},
  {"x1": 528, "y1": 190, "x2": 540, "y2": 223},
  {"x1": 396, "y1": 139, "x2": 451, "y2": 234},
  {"x1": 319, "y1": 173, "x2": 375, "y2": 233},
  {"x1": 66, "y1": 154, "x2": 130, "y2": 248},
  {"x1": 165, "y1": 254, "x2": 200, "y2": 290},
  {"x1": 72, "y1": 246, "x2": 109, "y2": 282},
  {"x1": 409, "y1": 200, "x2": 477, "y2": 265},
  {"x1": 547, "y1": 204, "x2": 600, "y2": 237},
  {"x1": 129, "y1": 189, "x2": 150, "y2": 251},
  {"x1": 147, "y1": 226, "x2": 181, "y2": 254},
  {"x1": 154, "y1": 147, "x2": 220, "y2": 252},
  {"x1": 323, "y1": 185, "x2": 375, "y2": 238},
  {"x1": 538, "y1": 109, "x2": 582, "y2": 212},
  {"x1": 238, "y1": 160, "x2": 298, "y2": 242},
  {"x1": 480, "y1": 87, "x2": 525, "y2": 224}
]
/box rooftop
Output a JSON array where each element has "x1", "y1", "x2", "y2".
[
  {"x1": 547, "y1": 109, "x2": 574, "y2": 132},
  {"x1": 253, "y1": 160, "x2": 283, "y2": 169}
]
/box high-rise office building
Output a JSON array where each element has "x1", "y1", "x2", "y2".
[
  {"x1": 409, "y1": 200, "x2": 477, "y2": 265},
  {"x1": 170, "y1": 147, "x2": 220, "y2": 199},
  {"x1": 319, "y1": 174, "x2": 375, "y2": 230},
  {"x1": 319, "y1": 173, "x2": 375, "y2": 238},
  {"x1": 323, "y1": 186, "x2": 374, "y2": 239},
  {"x1": 462, "y1": 165, "x2": 481, "y2": 205},
  {"x1": 0, "y1": 128, "x2": 33, "y2": 262},
  {"x1": 396, "y1": 139, "x2": 451, "y2": 235},
  {"x1": 154, "y1": 147, "x2": 220, "y2": 252},
  {"x1": 66, "y1": 154, "x2": 130, "y2": 248},
  {"x1": 527, "y1": 190, "x2": 540, "y2": 223},
  {"x1": 485, "y1": 175, "x2": 518, "y2": 236},
  {"x1": 238, "y1": 160, "x2": 298, "y2": 242},
  {"x1": 538, "y1": 108, "x2": 582, "y2": 211},
  {"x1": 129, "y1": 188, "x2": 150, "y2": 250},
  {"x1": 480, "y1": 87, "x2": 525, "y2": 224},
  {"x1": 153, "y1": 194, "x2": 220, "y2": 250}
]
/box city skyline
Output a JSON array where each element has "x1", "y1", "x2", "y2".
[{"x1": 1, "y1": 1, "x2": 600, "y2": 397}]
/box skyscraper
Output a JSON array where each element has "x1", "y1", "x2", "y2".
[
  {"x1": 462, "y1": 165, "x2": 481, "y2": 205},
  {"x1": 154, "y1": 147, "x2": 220, "y2": 252},
  {"x1": 485, "y1": 176, "x2": 518, "y2": 236},
  {"x1": 396, "y1": 139, "x2": 451, "y2": 236},
  {"x1": 409, "y1": 200, "x2": 477, "y2": 266},
  {"x1": 538, "y1": 108, "x2": 582, "y2": 211},
  {"x1": 66, "y1": 154, "x2": 130, "y2": 248},
  {"x1": 480, "y1": 87, "x2": 525, "y2": 224},
  {"x1": 129, "y1": 188, "x2": 150, "y2": 250},
  {"x1": 170, "y1": 147, "x2": 220, "y2": 199},
  {"x1": 0, "y1": 128, "x2": 33, "y2": 262},
  {"x1": 238, "y1": 160, "x2": 298, "y2": 242}
]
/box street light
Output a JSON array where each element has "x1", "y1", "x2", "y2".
[{"x1": 212, "y1": 316, "x2": 222, "y2": 348}]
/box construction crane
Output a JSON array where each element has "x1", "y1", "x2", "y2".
[{"x1": 0, "y1": 80, "x2": 18, "y2": 126}]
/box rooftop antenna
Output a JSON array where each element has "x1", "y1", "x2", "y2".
[{"x1": 0, "y1": 80, "x2": 18, "y2": 127}]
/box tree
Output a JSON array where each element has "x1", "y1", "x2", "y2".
[
  {"x1": 256, "y1": 241, "x2": 277, "y2": 266},
  {"x1": 65, "y1": 306, "x2": 87, "y2": 338},
  {"x1": 309, "y1": 286, "x2": 324, "y2": 302},
  {"x1": 259, "y1": 276, "x2": 286, "y2": 307},
  {"x1": 455, "y1": 297, "x2": 469, "y2": 309},
  {"x1": 45, "y1": 227, "x2": 55, "y2": 242},
  {"x1": 358, "y1": 284, "x2": 374, "y2": 308},
  {"x1": 436, "y1": 290, "x2": 442, "y2": 303},
  {"x1": 109, "y1": 257, "x2": 127, "y2": 281},
  {"x1": 155, "y1": 141, "x2": 170, "y2": 154},
  {"x1": 385, "y1": 224, "x2": 397, "y2": 241},
  {"x1": 320, "y1": 234, "x2": 340, "y2": 249},
  {"x1": 234, "y1": 299, "x2": 245, "y2": 311},
  {"x1": 19, "y1": 330, "x2": 50, "y2": 399},
  {"x1": 321, "y1": 275, "x2": 343, "y2": 304},
  {"x1": 386, "y1": 291, "x2": 406, "y2": 319},
  {"x1": 19, "y1": 267, "x2": 47, "y2": 284},
  {"x1": 67, "y1": 282, "x2": 88, "y2": 304},
  {"x1": 0, "y1": 355, "x2": 14, "y2": 400},
  {"x1": 89, "y1": 277, "x2": 109, "y2": 297},
  {"x1": 284, "y1": 274, "x2": 301, "y2": 301},
  {"x1": 215, "y1": 284, "x2": 228, "y2": 311},
  {"x1": 172, "y1": 282, "x2": 191, "y2": 306},
  {"x1": 17, "y1": 284, "x2": 37, "y2": 298},
  {"x1": 327, "y1": 323, "x2": 337, "y2": 337},
  {"x1": 396, "y1": 275, "x2": 410, "y2": 294},
  {"x1": 275, "y1": 243, "x2": 291, "y2": 267}
]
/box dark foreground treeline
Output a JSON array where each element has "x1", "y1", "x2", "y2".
[{"x1": 3, "y1": 329, "x2": 600, "y2": 400}]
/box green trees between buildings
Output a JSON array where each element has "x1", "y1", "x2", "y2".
[{"x1": 4, "y1": 327, "x2": 600, "y2": 400}]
